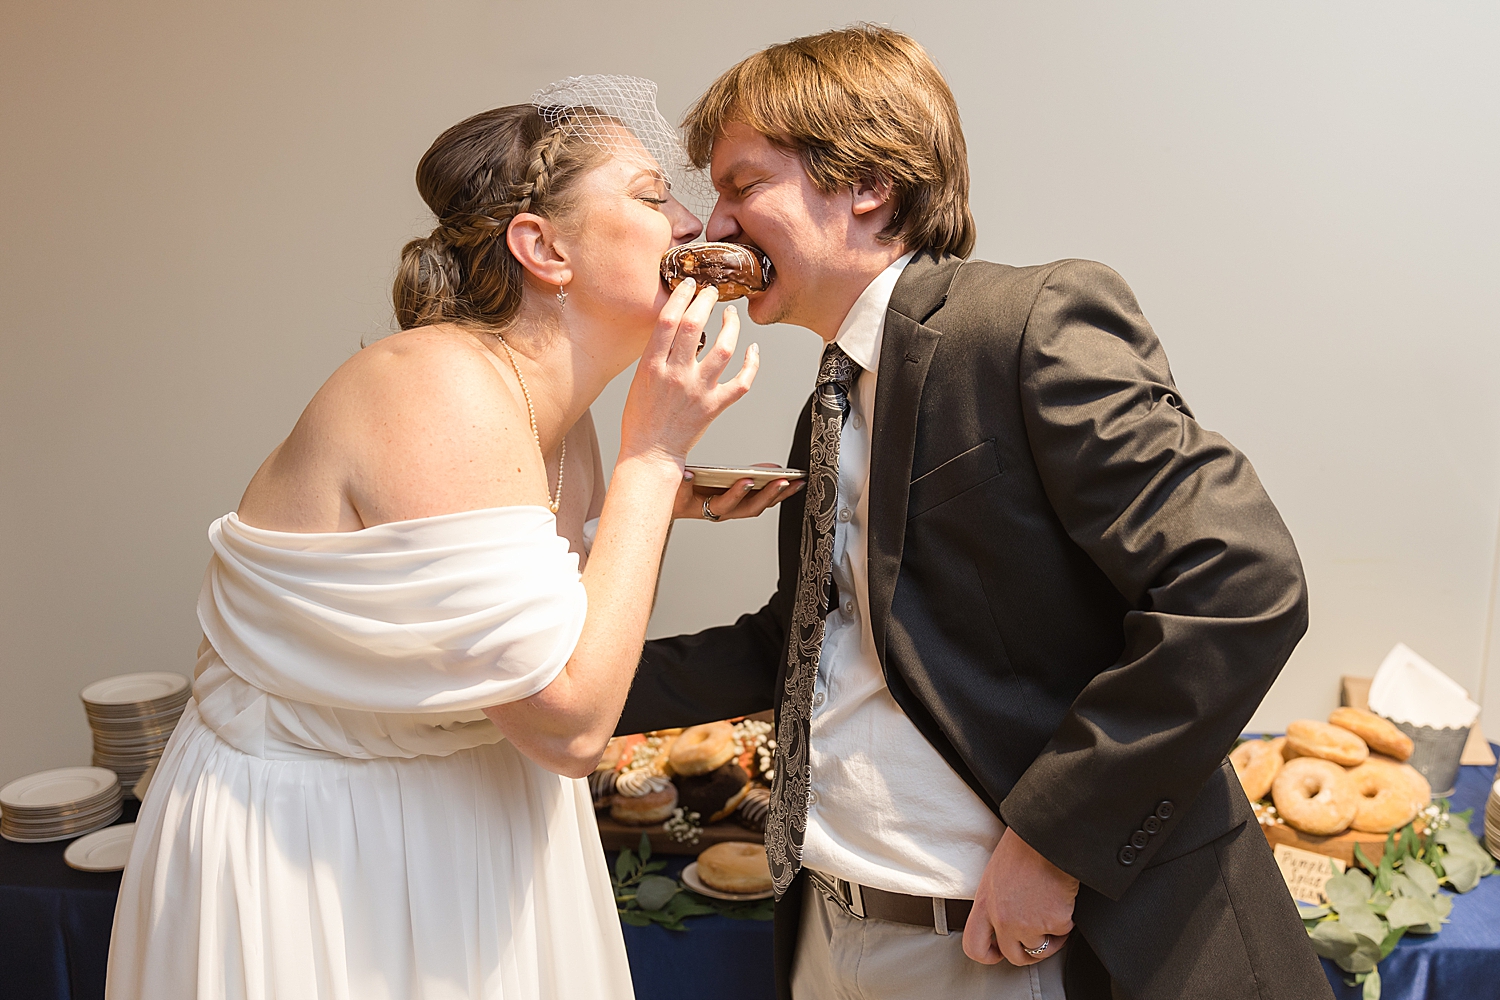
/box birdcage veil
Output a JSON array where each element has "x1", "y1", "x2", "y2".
[{"x1": 530, "y1": 75, "x2": 715, "y2": 221}]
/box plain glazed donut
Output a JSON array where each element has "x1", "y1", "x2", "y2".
[
  {"x1": 1230, "y1": 739, "x2": 1284, "y2": 801},
  {"x1": 1285, "y1": 719, "x2": 1370, "y2": 767},
  {"x1": 1329, "y1": 707, "x2": 1414, "y2": 763},
  {"x1": 1346, "y1": 757, "x2": 1429, "y2": 833},
  {"x1": 669, "y1": 721, "x2": 738, "y2": 776},
  {"x1": 1272, "y1": 757, "x2": 1359, "y2": 835},
  {"x1": 696, "y1": 841, "x2": 773, "y2": 894},
  {"x1": 610, "y1": 781, "x2": 678, "y2": 825}
]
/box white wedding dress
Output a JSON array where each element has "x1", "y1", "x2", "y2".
[{"x1": 106, "y1": 507, "x2": 633, "y2": 1000}]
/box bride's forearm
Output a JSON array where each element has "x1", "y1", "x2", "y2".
[{"x1": 483, "y1": 454, "x2": 682, "y2": 776}]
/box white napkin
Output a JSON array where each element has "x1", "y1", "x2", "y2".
[{"x1": 1367, "y1": 642, "x2": 1481, "y2": 730}]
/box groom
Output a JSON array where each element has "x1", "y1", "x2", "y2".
[{"x1": 621, "y1": 25, "x2": 1333, "y2": 1000}]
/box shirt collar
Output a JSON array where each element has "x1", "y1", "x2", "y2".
[{"x1": 832, "y1": 251, "x2": 916, "y2": 374}]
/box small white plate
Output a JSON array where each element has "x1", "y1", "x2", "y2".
[
  {"x1": 64, "y1": 823, "x2": 136, "y2": 871},
  {"x1": 0, "y1": 767, "x2": 119, "y2": 811},
  {"x1": 681, "y1": 861, "x2": 774, "y2": 901},
  {"x1": 81, "y1": 672, "x2": 189, "y2": 707},
  {"x1": 685, "y1": 466, "x2": 806, "y2": 490}
]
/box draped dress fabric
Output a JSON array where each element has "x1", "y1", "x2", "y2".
[{"x1": 106, "y1": 507, "x2": 633, "y2": 1000}]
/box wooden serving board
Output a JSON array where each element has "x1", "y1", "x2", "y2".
[
  {"x1": 1261, "y1": 821, "x2": 1408, "y2": 867},
  {"x1": 594, "y1": 815, "x2": 762, "y2": 855}
]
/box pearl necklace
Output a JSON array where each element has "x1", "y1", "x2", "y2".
[{"x1": 488, "y1": 332, "x2": 564, "y2": 515}]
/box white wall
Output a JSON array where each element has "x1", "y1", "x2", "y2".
[{"x1": 3, "y1": 0, "x2": 1497, "y2": 786}]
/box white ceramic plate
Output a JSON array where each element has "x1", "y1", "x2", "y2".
[
  {"x1": 64, "y1": 823, "x2": 136, "y2": 871},
  {"x1": 681, "y1": 861, "x2": 774, "y2": 901},
  {"x1": 685, "y1": 466, "x2": 806, "y2": 490},
  {"x1": 80, "y1": 672, "x2": 189, "y2": 707},
  {"x1": 0, "y1": 767, "x2": 119, "y2": 811}
]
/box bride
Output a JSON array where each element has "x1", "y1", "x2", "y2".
[{"x1": 106, "y1": 78, "x2": 798, "y2": 999}]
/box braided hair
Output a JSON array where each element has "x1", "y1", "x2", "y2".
[{"x1": 394, "y1": 107, "x2": 605, "y2": 331}]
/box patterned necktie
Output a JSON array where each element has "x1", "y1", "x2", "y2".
[{"x1": 765, "y1": 342, "x2": 860, "y2": 897}]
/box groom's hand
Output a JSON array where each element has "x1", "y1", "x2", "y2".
[{"x1": 963, "y1": 826, "x2": 1079, "y2": 966}]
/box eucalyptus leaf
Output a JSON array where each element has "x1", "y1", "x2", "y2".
[
  {"x1": 1347, "y1": 934, "x2": 1383, "y2": 974},
  {"x1": 1309, "y1": 920, "x2": 1360, "y2": 964},
  {"x1": 619, "y1": 911, "x2": 652, "y2": 927},
  {"x1": 1387, "y1": 872, "x2": 1418, "y2": 899},
  {"x1": 1298, "y1": 905, "x2": 1331, "y2": 922},
  {"x1": 641, "y1": 860, "x2": 668, "y2": 874},
  {"x1": 1377, "y1": 925, "x2": 1405, "y2": 960},
  {"x1": 1338, "y1": 907, "x2": 1385, "y2": 943},
  {"x1": 638, "y1": 833, "x2": 652, "y2": 864},
  {"x1": 1441, "y1": 854, "x2": 1483, "y2": 893},
  {"x1": 1383, "y1": 896, "x2": 1438, "y2": 931},
  {"x1": 634, "y1": 875, "x2": 679, "y2": 911},
  {"x1": 1401, "y1": 861, "x2": 1440, "y2": 897},
  {"x1": 1326, "y1": 871, "x2": 1373, "y2": 914},
  {"x1": 615, "y1": 849, "x2": 635, "y2": 883},
  {"x1": 1363, "y1": 966, "x2": 1381, "y2": 1000}
]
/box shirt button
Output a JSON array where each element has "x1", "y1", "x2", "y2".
[
  {"x1": 842, "y1": 599, "x2": 856, "y2": 617},
  {"x1": 852, "y1": 414, "x2": 863, "y2": 430},
  {"x1": 812, "y1": 691, "x2": 826, "y2": 709},
  {"x1": 808, "y1": 789, "x2": 819, "y2": 807},
  {"x1": 838, "y1": 507, "x2": 852, "y2": 523}
]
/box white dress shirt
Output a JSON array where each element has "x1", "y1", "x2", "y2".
[{"x1": 800, "y1": 252, "x2": 1007, "y2": 899}]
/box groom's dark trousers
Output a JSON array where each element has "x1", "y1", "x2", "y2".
[{"x1": 619, "y1": 252, "x2": 1334, "y2": 1000}]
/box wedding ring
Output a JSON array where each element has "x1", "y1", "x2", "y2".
[
  {"x1": 701, "y1": 498, "x2": 722, "y2": 521},
  {"x1": 1023, "y1": 937, "x2": 1050, "y2": 957}
]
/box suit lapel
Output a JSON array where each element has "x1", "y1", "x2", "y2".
[{"x1": 866, "y1": 253, "x2": 964, "y2": 668}]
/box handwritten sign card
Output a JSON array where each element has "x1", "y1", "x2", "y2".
[{"x1": 1273, "y1": 844, "x2": 1346, "y2": 905}]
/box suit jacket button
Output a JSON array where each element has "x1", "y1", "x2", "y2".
[
  {"x1": 1118, "y1": 845, "x2": 1137, "y2": 866},
  {"x1": 1143, "y1": 816, "x2": 1162, "y2": 835},
  {"x1": 1155, "y1": 801, "x2": 1174, "y2": 821},
  {"x1": 1130, "y1": 830, "x2": 1149, "y2": 849}
]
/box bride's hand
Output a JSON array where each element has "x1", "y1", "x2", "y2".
[
  {"x1": 619, "y1": 279, "x2": 758, "y2": 469},
  {"x1": 672, "y1": 469, "x2": 805, "y2": 521}
]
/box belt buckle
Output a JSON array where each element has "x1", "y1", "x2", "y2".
[{"x1": 807, "y1": 868, "x2": 865, "y2": 919}]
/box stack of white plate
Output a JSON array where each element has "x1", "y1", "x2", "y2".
[
  {"x1": 0, "y1": 766, "x2": 123, "y2": 843},
  {"x1": 1486, "y1": 779, "x2": 1499, "y2": 860},
  {"x1": 81, "y1": 672, "x2": 190, "y2": 792}
]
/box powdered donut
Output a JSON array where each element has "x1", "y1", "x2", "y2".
[
  {"x1": 1346, "y1": 757, "x2": 1429, "y2": 833},
  {"x1": 1230, "y1": 739, "x2": 1284, "y2": 801},
  {"x1": 610, "y1": 781, "x2": 678, "y2": 825},
  {"x1": 1285, "y1": 719, "x2": 1369, "y2": 767},
  {"x1": 669, "y1": 721, "x2": 738, "y2": 776},
  {"x1": 1272, "y1": 756, "x2": 1359, "y2": 835},
  {"x1": 696, "y1": 841, "x2": 773, "y2": 894},
  {"x1": 1329, "y1": 707, "x2": 1414, "y2": 763}
]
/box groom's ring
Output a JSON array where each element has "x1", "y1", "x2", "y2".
[
  {"x1": 1023, "y1": 937, "x2": 1051, "y2": 957},
  {"x1": 702, "y1": 498, "x2": 722, "y2": 521}
]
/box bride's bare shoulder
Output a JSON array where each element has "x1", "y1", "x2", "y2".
[{"x1": 240, "y1": 326, "x2": 539, "y2": 529}]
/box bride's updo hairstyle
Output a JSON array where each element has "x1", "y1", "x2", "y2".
[{"x1": 394, "y1": 106, "x2": 607, "y2": 331}]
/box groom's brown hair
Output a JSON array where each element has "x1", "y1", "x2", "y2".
[{"x1": 683, "y1": 24, "x2": 975, "y2": 258}]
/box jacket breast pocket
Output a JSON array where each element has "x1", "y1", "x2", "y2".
[{"x1": 907, "y1": 439, "x2": 1001, "y2": 519}]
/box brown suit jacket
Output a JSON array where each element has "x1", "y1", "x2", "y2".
[{"x1": 621, "y1": 253, "x2": 1332, "y2": 999}]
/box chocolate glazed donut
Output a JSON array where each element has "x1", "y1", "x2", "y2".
[
  {"x1": 660, "y1": 243, "x2": 774, "y2": 301},
  {"x1": 675, "y1": 761, "x2": 751, "y2": 822}
]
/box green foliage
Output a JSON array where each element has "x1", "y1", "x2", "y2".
[
  {"x1": 1302, "y1": 802, "x2": 1491, "y2": 990},
  {"x1": 611, "y1": 834, "x2": 774, "y2": 930},
  {"x1": 612, "y1": 834, "x2": 716, "y2": 931}
]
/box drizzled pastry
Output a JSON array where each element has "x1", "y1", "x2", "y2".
[{"x1": 660, "y1": 243, "x2": 773, "y2": 300}]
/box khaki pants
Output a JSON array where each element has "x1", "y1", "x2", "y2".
[{"x1": 792, "y1": 884, "x2": 1068, "y2": 1000}]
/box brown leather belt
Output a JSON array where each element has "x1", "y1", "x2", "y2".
[{"x1": 806, "y1": 868, "x2": 974, "y2": 936}]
